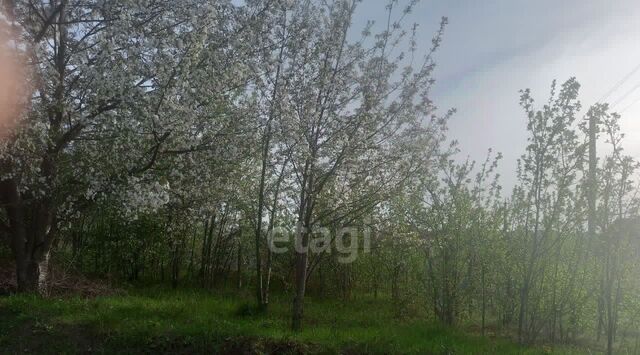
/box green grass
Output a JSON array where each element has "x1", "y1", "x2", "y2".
[{"x1": 0, "y1": 287, "x2": 585, "y2": 354}]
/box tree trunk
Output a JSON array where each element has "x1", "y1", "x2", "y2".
[
  {"x1": 391, "y1": 266, "x2": 400, "y2": 303},
  {"x1": 2, "y1": 0, "x2": 65, "y2": 296},
  {"x1": 262, "y1": 156, "x2": 289, "y2": 311},
  {"x1": 171, "y1": 241, "x2": 181, "y2": 289},
  {"x1": 254, "y1": 134, "x2": 268, "y2": 306},
  {"x1": 2, "y1": 178, "x2": 55, "y2": 295},
  {"x1": 15, "y1": 252, "x2": 50, "y2": 294},
  {"x1": 187, "y1": 230, "x2": 197, "y2": 278},
  {"x1": 236, "y1": 233, "x2": 243, "y2": 290},
  {"x1": 291, "y1": 156, "x2": 314, "y2": 331},
  {"x1": 292, "y1": 233, "x2": 309, "y2": 331},
  {"x1": 481, "y1": 264, "x2": 486, "y2": 337}
]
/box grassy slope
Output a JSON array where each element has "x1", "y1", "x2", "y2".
[{"x1": 0, "y1": 287, "x2": 586, "y2": 354}]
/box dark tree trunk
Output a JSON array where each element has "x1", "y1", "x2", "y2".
[
  {"x1": 12, "y1": 225, "x2": 53, "y2": 294},
  {"x1": 187, "y1": 230, "x2": 197, "y2": 278},
  {"x1": 0, "y1": 0, "x2": 67, "y2": 296},
  {"x1": 15, "y1": 253, "x2": 50, "y2": 294},
  {"x1": 1, "y1": 179, "x2": 55, "y2": 295},
  {"x1": 261, "y1": 156, "x2": 289, "y2": 311},
  {"x1": 236, "y1": 233, "x2": 243, "y2": 290},
  {"x1": 171, "y1": 241, "x2": 181, "y2": 289},
  {"x1": 391, "y1": 266, "x2": 400, "y2": 303},
  {"x1": 292, "y1": 235, "x2": 309, "y2": 331},
  {"x1": 292, "y1": 202, "x2": 312, "y2": 331},
  {"x1": 291, "y1": 157, "x2": 313, "y2": 332},
  {"x1": 481, "y1": 264, "x2": 486, "y2": 337}
]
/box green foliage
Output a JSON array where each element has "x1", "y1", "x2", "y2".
[{"x1": 0, "y1": 287, "x2": 578, "y2": 354}]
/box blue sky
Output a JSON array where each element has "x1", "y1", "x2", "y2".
[{"x1": 355, "y1": 0, "x2": 640, "y2": 187}]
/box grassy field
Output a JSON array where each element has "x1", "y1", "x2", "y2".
[{"x1": 0, "y1": 286, "x2": 586, "y2": 354}]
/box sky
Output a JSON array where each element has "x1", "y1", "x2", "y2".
[{"x1": 355, "y1": 0, "x2": 640, "y2": 188}]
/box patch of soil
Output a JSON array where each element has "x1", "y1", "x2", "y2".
[
  {"x1": 47, "y1": 267, "x2": 123, "y2": 298},
  {"x1": 0, "y1": 307, "x2": 99, "y2": 355},
  {"x1": 0, "y1": 260, "x2": 16, "y2": 295},
  {"x1": 0, "y1": 317, "x2": 324, "y2": 355},
  {"x1": 219, "y1": 336, "x2": 317, "y2": 355},
  {"x1": 0, "y1": 259, "x2": 121, "y2": 298}
]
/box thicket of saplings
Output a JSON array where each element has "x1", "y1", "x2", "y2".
[{"x1": 0, "y1": 1, "x2": 639, "y2": 354}]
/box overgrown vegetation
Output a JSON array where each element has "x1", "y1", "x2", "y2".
[
  {"x1": 0, "y1": 0, "x2": 639, "y2": 354},
  {"x1": 0, "y1": 286, "x2": 585, "y2": 354}
]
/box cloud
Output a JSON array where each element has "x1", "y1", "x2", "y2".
[
  {"x1": 421, "y1": 0, "x2": 640, "y2": 187},
  {"x1": 351, "y1": 0, "x2": 640, "y2": 188}
]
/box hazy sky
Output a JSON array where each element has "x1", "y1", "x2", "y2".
[{"x1": 356, "y1": 0, "x2": 640, "y2": 188}]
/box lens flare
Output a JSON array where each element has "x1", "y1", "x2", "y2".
[{"x1": 0, "y1": 30, "x2": 25, "y2": 137}]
